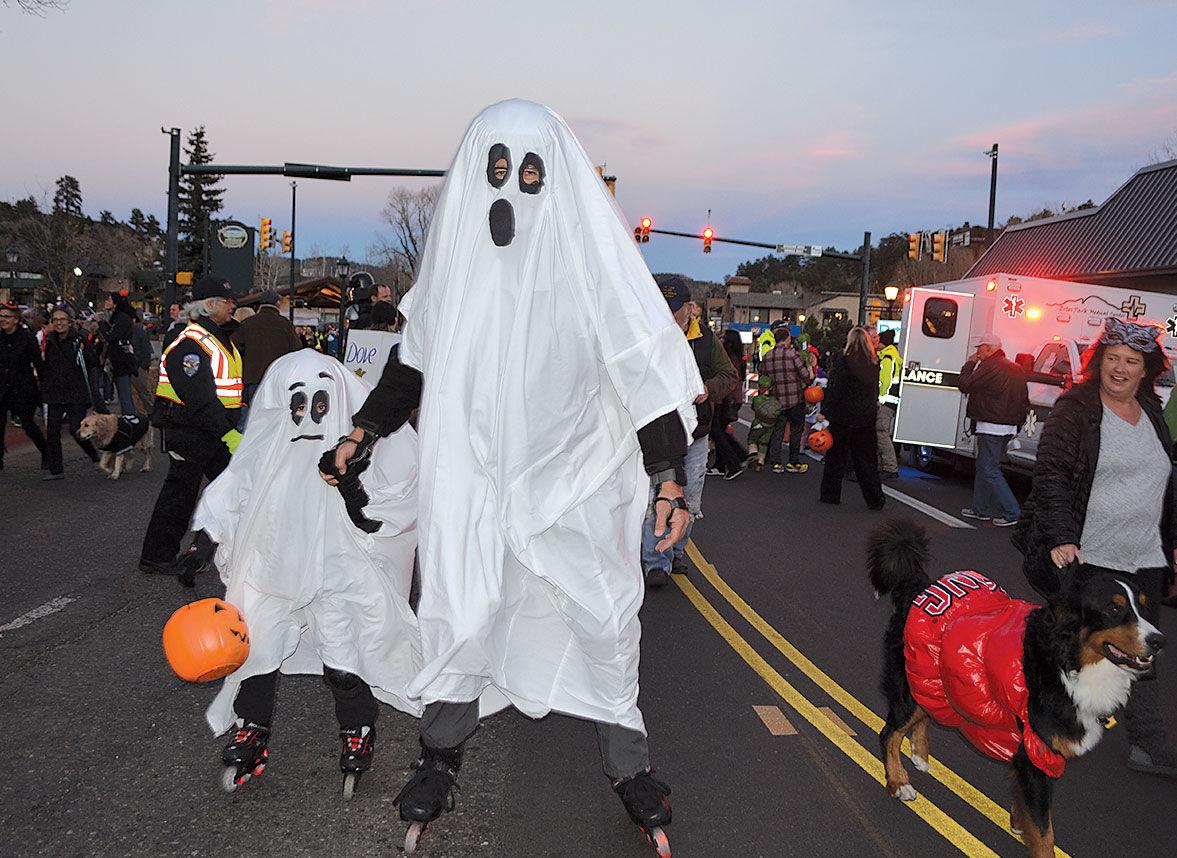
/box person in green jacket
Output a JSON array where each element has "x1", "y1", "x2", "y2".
[{"x1": 876, "y1": 329, "x2": 902, "y2": 479}]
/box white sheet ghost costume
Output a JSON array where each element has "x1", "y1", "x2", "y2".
[
  {"x1": 395, "y1": 99, "x2": 704, "y2": 735},
  {"x1": 195, "y1": 349, "x2": 422, "y2": 734}
]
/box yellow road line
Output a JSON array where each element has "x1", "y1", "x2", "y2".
[
  {"x1": 685, "y1": 540, "x2": 1071, "y2": 858},
  {"x1": 673, "y1": 573, "x2": 998, "y2": 857}
]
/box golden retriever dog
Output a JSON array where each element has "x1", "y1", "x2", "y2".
[{"x1": 77, "y1": 413, "x2": 153, "y2": 480}]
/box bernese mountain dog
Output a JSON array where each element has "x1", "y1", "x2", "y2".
[{"x1": 868, "y1": 520, "x2": 1164, "y2": 857}]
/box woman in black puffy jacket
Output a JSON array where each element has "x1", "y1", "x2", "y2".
[
  {"x1": 819, "y1": 326, "x2": 884, "y2": 509},
  {"x1": 1013, "y1": 318, "x2": 1177, "y2": 777}
]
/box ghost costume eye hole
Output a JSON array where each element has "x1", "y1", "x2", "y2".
[
  {"x1": 311, "y1": 390, "x2": 330, "y2": 424},
  {"x1": 290, "y1": 390, "x2": 307, "y2": 425},
  {"x1": 519, "y1": 153, "x2": 545, "y2": 194},
  {"x1": 487, "y1": 143, "x2": 511, "y2": 188}
]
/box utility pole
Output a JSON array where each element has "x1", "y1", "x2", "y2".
[
  {"x1": 288, "y1": 181, "x2": 297, "y2": 321},
  {"x1": 985, "y1": 143, "x2": 999, "y2": 238},
  {"x1": 857, "y1": 231, "x2": 872, "y2": 326},
  {"x1": 163, "y1": 127, "x2": 181, "y2": 310}
]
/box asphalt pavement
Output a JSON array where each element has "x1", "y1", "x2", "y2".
[{"x1": 1, "y1": 427, "x2": 1175, "y2": 857}]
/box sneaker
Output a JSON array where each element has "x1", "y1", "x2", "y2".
[
  {"x1": 992, "y1": 517, "x2": 1019, "y2": 528},
  {"x1": 1128, "y1": 745, "x2": 1177, "y2": 777},
  {"x1": 785, "y1": 463, "x2": 809, "y2": 474},
  {"x1": 41, "y1": 472, "x2": 64, "y2": 481},
  {"x1": 881, "y1": 471, "x2": 900, "y2": 481},
  {"x1": 771, "y1": 463, "x2": 785, "y2": 474},
  {"x1": 723, "y1": 465, "x2": 745, "y2": 481},
  {"x1": 960, "y1": 508, "x2": 991, "y2": 521},
  {"x1": 705, "y1": 466, "x2": 723, "y2": 476},
  {"x1": 645, "y1": 568, "x2": 670, "y2": 589},
  {"x1": 671, "y1": 555, "x2": 689, "y2": 576}
]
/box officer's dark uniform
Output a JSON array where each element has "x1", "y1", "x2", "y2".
[{"x1": 139, "y1": 278, "x2": 242, "y2": 572}]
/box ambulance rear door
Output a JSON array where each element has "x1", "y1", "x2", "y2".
[{"x1": 893, "y1": 288, "x2": 975, "y2": 449}]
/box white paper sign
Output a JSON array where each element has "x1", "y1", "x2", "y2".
[{"x1": 342, "y1": 329, "x2": 401, "y2": 382}]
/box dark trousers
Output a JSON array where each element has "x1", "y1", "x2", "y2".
[
  {"x1": 45, "y1": 403, "x2": 99, "y2": 474},
  {"x1": 767, "y1": 401, "x2": 806, "y2": 466},
  {"x1": 820, "y1": 421, "x2": 884, "y2": 508},
  {"x1": 710, "y1": 402, "x2": 749, "y2": 472},
  {"x1": 114, "y1": 374, "x2": 135, "y2": 416},
  {"x1": 88, "y1": 369, "x2": 110, "y2": 414},
  {"x1": 139, "y1": 428, "x2": 230, "y2": 564},
  {"x1": 418, "y1": 700, "x2": 650, "y2": 781},
  {"x1": 0, "y1": 393, "x2": 47, "y2": 465},
  {"x1": 234, "y1": 668, "x2": 378, "y2": 729}
]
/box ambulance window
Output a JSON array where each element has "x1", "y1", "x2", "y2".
[
  {"x1": 921, "y1": 298, "x2": 958, "y2": 339},
  {"x1": 1034, "y1": 343, "x2": 1069, "y2": 376}
]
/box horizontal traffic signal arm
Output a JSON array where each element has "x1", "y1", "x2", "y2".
[
  {"x1": 181, "y1": 163, "x2": 446, "y2": 181},
  {"x1": 647, "y1": 228, "x2": 861, "y2": 261}
]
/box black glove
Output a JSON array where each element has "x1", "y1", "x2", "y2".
[
  {"x1": 319, "y1": 431, "x2": 377, "y2": 481},
  {"x1": 178, "y1": 529, "x2": 217, "y2": 589},
  {"x1": 319, "y1": 433, "x2": 382, "y2": 534}
]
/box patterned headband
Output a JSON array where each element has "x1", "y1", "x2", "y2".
[{"x1": 1100, "y1": 317, "x2": 1161, "y2": 353}]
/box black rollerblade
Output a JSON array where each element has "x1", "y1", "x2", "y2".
[
  {"x1": 221, "y1": 720, "x2": 270, "y2": 792},
  {"x1": 339, "y1": 725, "x2": 375, "y2": 801},
  {"x1": 613, "y1": 770, "x2": 672, "y2": 856},
  {"x1": 393, "y1": 740, "x2": 463, "y2": 854}
]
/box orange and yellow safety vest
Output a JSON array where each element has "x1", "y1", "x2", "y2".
[{"x1": 155, "y1": 321, "x2": 243, "y2": 409}]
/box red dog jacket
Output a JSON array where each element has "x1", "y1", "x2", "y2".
[{"x1": 903, "y1": 571, "x2": 1065, "y2": 778}]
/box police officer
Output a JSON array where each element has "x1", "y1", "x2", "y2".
[{"x1": 138, "y1": 277, "x2": 244, "y2": 573}]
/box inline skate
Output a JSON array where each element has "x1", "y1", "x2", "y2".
[
  {"x1": 393, "y1": 740, "x2": 463, "y2": 854},
  {"x1": 339, "y1": 724, "x2": 375, "y2": 800},
  {"x1": 613, "y1": 770, "x2": 672, "y2": 857},
  {"x1": 221, "y1": 720, "x2": 270, "y2": 792}
]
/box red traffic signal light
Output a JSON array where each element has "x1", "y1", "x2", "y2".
[
  {"x1": 702, "y1": 226, "x2": 714, "y2": 254},
  {"x1": 638, "y1": 216, "x2": 652, "y2": 243}
]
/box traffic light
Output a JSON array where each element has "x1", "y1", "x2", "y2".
[
  {"x1": 932, "y1": 231, "x2": 947, "y2": 263},
  {"x1": 702, "y1": 226, "x2": 714, "y2": 254},
  {"x1": 259, "y1": 217, "x2": 273, "y2": 251},
  {"x1": 640, "y1": 216, "x2": 652, "y2": 243},
  {"x1": 907, "y1": 232, "x2": 921, "y2": 261},
  {"x1": 634, "y1": 226, "x2": 642, "y2": 243},
  {"x1": 281, "y1": 230, "x2": 293, "y2": 254}
]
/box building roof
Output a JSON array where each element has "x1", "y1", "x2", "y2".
[
  {"x1": 967, "y1": 159, "x2": 1177, "y2": 286},
  {"x1": 729, "y1": 291, "x2": 805, "y2": 310}
]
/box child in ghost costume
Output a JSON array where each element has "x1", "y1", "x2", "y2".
[
  {"x1": 321, "y1": 99, "x2": 703, "y2": 848},
  {"x1": 192, "y1": 348, "x2": 422, "y2": 793}
]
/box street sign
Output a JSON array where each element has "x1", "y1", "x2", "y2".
[{"x1": 774, "y1": 244, "x2": 823, "y2": 257}]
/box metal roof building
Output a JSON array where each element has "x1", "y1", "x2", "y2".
[{"x1": 967, "y1": 159, "x2": 1177, "y2": 292}]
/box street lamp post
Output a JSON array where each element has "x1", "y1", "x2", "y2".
[
  {"x1": 4, "y1": 248, "x2": 17, "y2": 300},
  {"x1": 334, "y1": 256, "x2": 351, "y2": 361},
  {"x1": 984, "y1": 143, "x2": 999, "y2": 238}
]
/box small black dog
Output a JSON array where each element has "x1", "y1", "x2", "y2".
[{"x1": 868, "y1": 520, "x2": 1164, "y2": 857}]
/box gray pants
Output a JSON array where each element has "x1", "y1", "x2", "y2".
[
  {"x1": 876, "y1": 404, "x2": 898, "y2": 475},
  {"x1": 420, "y1": 700, "x2": 650, "y2": 781}
]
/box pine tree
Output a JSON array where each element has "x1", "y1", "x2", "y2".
[
  {"x1": 52, "y1": 175, "x2": 83, "y2": 217},
  {"x1": 178, "y1": 125, "x2": 226, "y2": 276}
]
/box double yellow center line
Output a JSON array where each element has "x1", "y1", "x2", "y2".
[{"x1": 679, "y1": 540, "x2": 1070, "y2": 858}]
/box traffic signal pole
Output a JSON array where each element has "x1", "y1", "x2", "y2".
[
  {"x1": 288, "y1": 181, "x2": 297, "y2": 321},
  {"x1": 162, "y1": 153, "x2": 446, "y2": 309}
]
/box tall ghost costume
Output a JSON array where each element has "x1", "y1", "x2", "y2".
[
  {"x1": 395, "y1": 100, "x2": 704, "y2": 735},
  {"x1": 195, "y1": 349, "x2": 422, "y2": 735}
]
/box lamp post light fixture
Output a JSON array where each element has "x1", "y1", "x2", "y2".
[
  {"x1": 334, "y1": 256, "x2": 353, "y2": 361},
  {"x1": 883, "y1": 284, "x2": 900, "y2": 320}
]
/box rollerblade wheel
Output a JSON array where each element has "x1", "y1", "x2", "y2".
[
  {"x1": 404, "y1": 821, "x2": 427, "y2": 854},
  {"x1": 342, "y1": 772, "x2": 358, "y2": 801},
  {"x1": 645, "y1": 826, "x2": 671, "y2": 858},
  {"x1": 221, "y1": 767, "x2": 243, "y2": 793}
]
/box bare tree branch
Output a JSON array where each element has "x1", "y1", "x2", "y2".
[{"x1": 3, "y1": 0, "x2": 68, "y2": 15}]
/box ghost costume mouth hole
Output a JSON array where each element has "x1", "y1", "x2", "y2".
[{"x1": 489, "y1": 199, "x2": 515, "y2": 247}]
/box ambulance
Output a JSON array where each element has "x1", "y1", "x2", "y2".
[{"x1": 893, "y1": 273, "x2": 1177, "y2": 470}]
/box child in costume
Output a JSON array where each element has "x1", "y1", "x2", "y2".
[{"x1": 188, "y1": 348, "x2": 422, "y2": 796}]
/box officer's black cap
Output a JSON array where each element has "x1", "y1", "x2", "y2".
[{"x1": 192, "y1": 276, "x2": 234, "y2": 301}]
